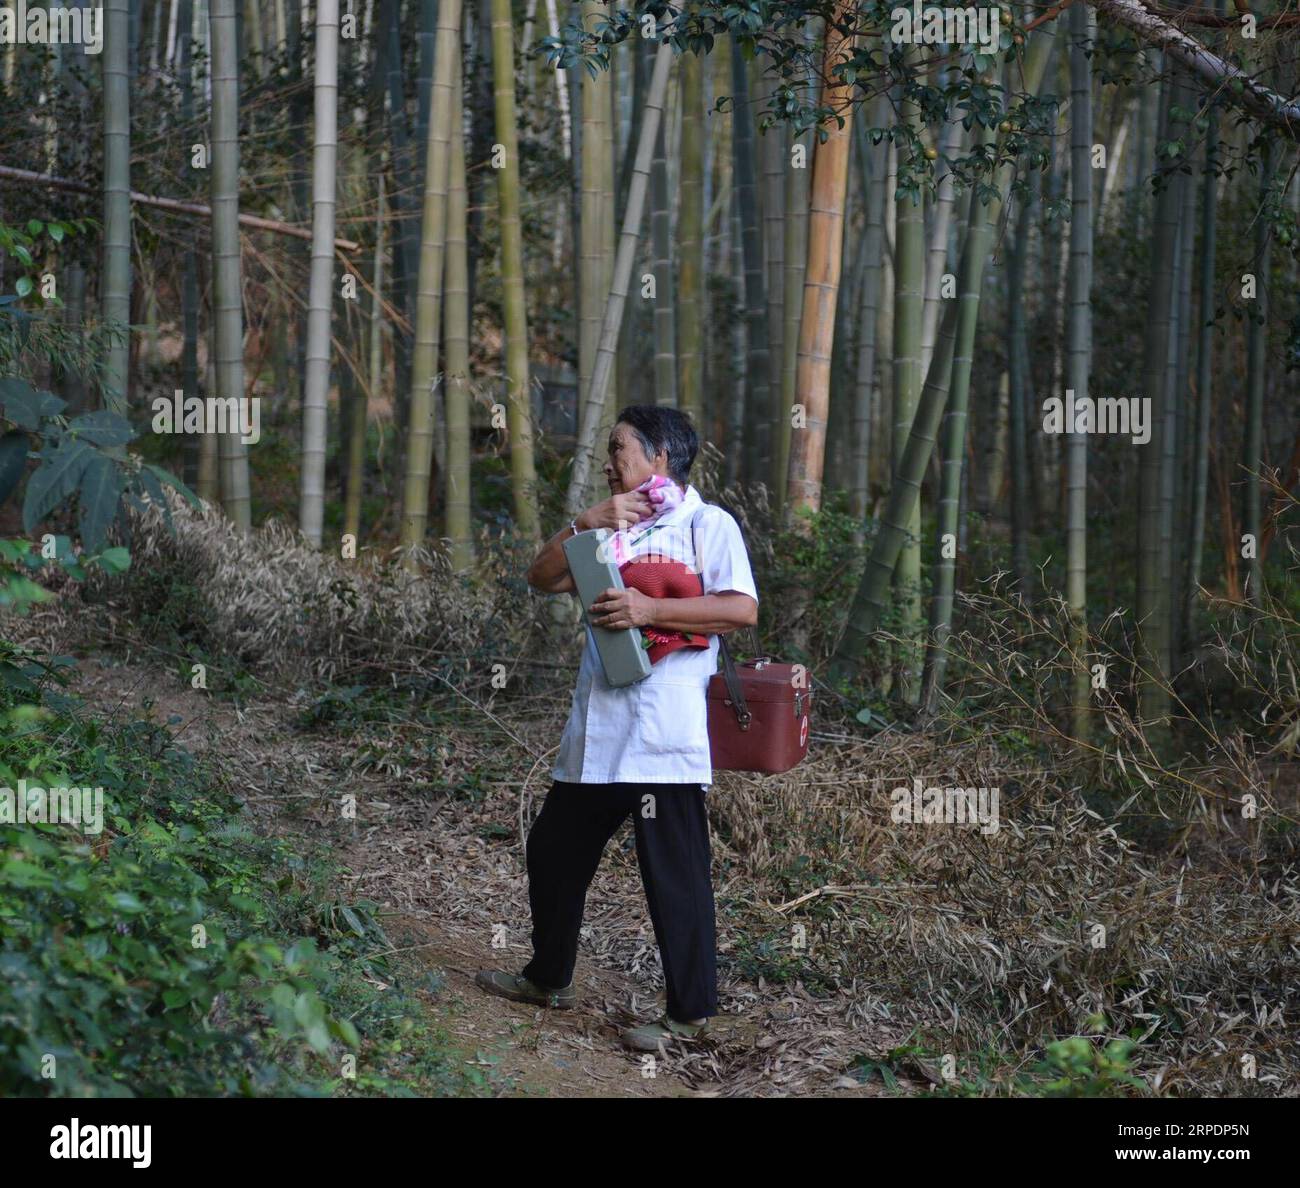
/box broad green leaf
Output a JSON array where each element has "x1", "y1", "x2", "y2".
[
  {"x1": 110, "y1": 891, "x2": 144, "y2": 913},
  {"x1": 1, "y1": 858, "x2": 53, "y2": 887},
  {"x1": 14, "y1": 276, "x2": 32, "y2": 298},
  {"x1": 35, "y1": 389, "x2": 66, "y2": 419},
  {"x1": 0, "y1": 577, "x2": 49, "y2": 610},
  {"x1": 294, "y1": 991, "x2": 325, "y2": 1029},
  {"x1": 1, "y1": 380, "x2": 65, "y2": 430},
  {"x1": 22, "y1": 438, "x2": 94, "y2": 533},
  {"x1": 96, "y1": 546, "x2": 131, "y2": 574},
  {"x1": 328, "y1": 1017, "x2": 360, "y2": 1048},
  {"x1": 0, "y1": 376, "x2": 39, "y2": 429},
  {"x1": 68, "y1": 410, "x2": 136, "y2": 447},
  {"x1": 78, "y1": 453, "x2": 123, "y2": 553}
]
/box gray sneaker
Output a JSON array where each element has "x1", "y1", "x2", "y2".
[
  {"x1": 620, "y1": 1014, "x2": 710, "y2": 1052},
  {"x1": 474, "y1": 969, "x2": 577, "y2": 1009}
]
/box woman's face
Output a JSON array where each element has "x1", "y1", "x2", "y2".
[{"x1": 604, "y1": 423, "x2": 668, "y2": 494}]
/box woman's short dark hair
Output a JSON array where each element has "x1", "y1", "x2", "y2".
[{"x1": 615, "y1": 405, "x2": 699, "y2": 485}]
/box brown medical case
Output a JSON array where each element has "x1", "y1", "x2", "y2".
[{"x1": 707, "y1": 645, "x2": 811, "y2": 774}]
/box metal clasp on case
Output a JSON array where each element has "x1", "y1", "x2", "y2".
[{"x1": 724, "y1": 699, "x2": 753, "y2": 731}]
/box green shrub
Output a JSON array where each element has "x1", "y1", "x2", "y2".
[{"x1": 0, "y1": 664, "x2": 364, "y2": 1096}]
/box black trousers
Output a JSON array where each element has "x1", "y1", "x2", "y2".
[{"x1": 521, "y1": 779, "x2": 718, "y2": 1021}]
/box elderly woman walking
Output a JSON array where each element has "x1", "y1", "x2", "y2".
[{"x1": 476, "y1": 406, "x2": 758, "y2": 1051}]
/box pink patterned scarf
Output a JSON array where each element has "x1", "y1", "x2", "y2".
[
  {"x1": 605, "y1": 474, "x2": 686, "y2": 567},
  {"x1": 608, "y1": 475, "x2": 705, "y2": 662}
]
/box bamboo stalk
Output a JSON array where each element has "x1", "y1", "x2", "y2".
[
  {"x1": 784, "y1": 7, "x2": 856, "y2": 524},
  {"x1": 919, "y1": 118, "x2": 988, "y2": 712},
  {"x1": 209, "y1": 0, "x2": 251, "y2": 530},
  {"x1": 677, "y1": 37, "x2": 705, "y2": 426},
  {"x1": 297, "y1": 0, "x2": 341, "y2": 547},
  {"x1": 650, "y1": 99, "x2": 678, "y2": 407},
  {"x1": 850, "y1": 104, "x2": 886, "y2": 529},
  {"x1": 1064, "y1": 1, "x2": 1094, "y2": 742},
  {"x1": 400, "y1": 0, "x2": 462, "y2": 557},
  {"x1": 444, "y1": 48, "x2": 474, "y2": 570},
  {"x1": 490, "y1": 0, "x2": 541, "y2": 541},
  {"x1": 1243, "y1": 137, "x2": 1273, "y2": 606},
  {"x1": 1136, "y1": 73, "x2": 1184, "y2": 729},
  {"x1": 1184, "y1": 54, "x2": 1218, "y2": 645},
  {"x1": 101, "y1": 0, "x2": 132, "y2": 420},
  {"x1": 730, "y1": 34, "x2": 772, "y2": 486},
  {"x1": 892, "y1": 47, "x2": 926, "y2": 704},
  {"x1": 564, "y1": 37, "x2": 676, "y2": 518}
]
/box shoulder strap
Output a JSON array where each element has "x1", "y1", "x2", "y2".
[{"x1": 690, "y1": 507, "x2": 753, "y2": 731}]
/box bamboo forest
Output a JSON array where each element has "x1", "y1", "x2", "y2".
[{"x1": 1, "y1": 0, "x2": 1299, "y2": 1119}]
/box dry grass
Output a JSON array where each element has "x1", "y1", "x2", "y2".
[{"x1": 107, "y1": 494, "x2": 507, "y2": 682}]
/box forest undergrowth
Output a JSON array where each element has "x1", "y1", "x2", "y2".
[{"x1": 9, "y1": 485, "x2": 1288, "y2": 1097}]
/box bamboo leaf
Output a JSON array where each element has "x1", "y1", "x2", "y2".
[
  {"x1": 136, "y1": 465, "x2": 173, "y2": 534},
  {"x1": 144, "y1": 462, "x2": 200, "y2": 508}
]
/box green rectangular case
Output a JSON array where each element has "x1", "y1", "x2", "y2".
[{"x1": 562, "y1": 528, "x2": 653, "y2": 688}]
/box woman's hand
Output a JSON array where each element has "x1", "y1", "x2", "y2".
[
  {"x1": 588, "y1": 587, "x2": 658, "y2": 630},
  {"x1": 526, "y1": 491, "x2": 655, "y2": 594},
  {"x1": 525, "y1": 492, "x2": 654, "y2": 595},
  {"x1": 522, "y1": 486, "x2": 655, "y2": 592},
  {"x1": 580, "y1": 491, "x2": 653, "y2": 532}
]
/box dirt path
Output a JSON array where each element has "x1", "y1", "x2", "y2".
[{"x1": 383, "y1": 916, "x2": 700, "y2": 1096}]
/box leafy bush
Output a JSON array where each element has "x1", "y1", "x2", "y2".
[
  {"x1": 0, "y1": 665, "x2": 368, "y2": 1096},
  {"x1": 0, "y1": 374, "x2": 190, "y2": 554},
  {"x1": 1034, "y1": 1035, "x2": 1144, "y2": 1098},
  {"x1": 0, "y1": 365, "x2": 194, "y2": 626}
]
